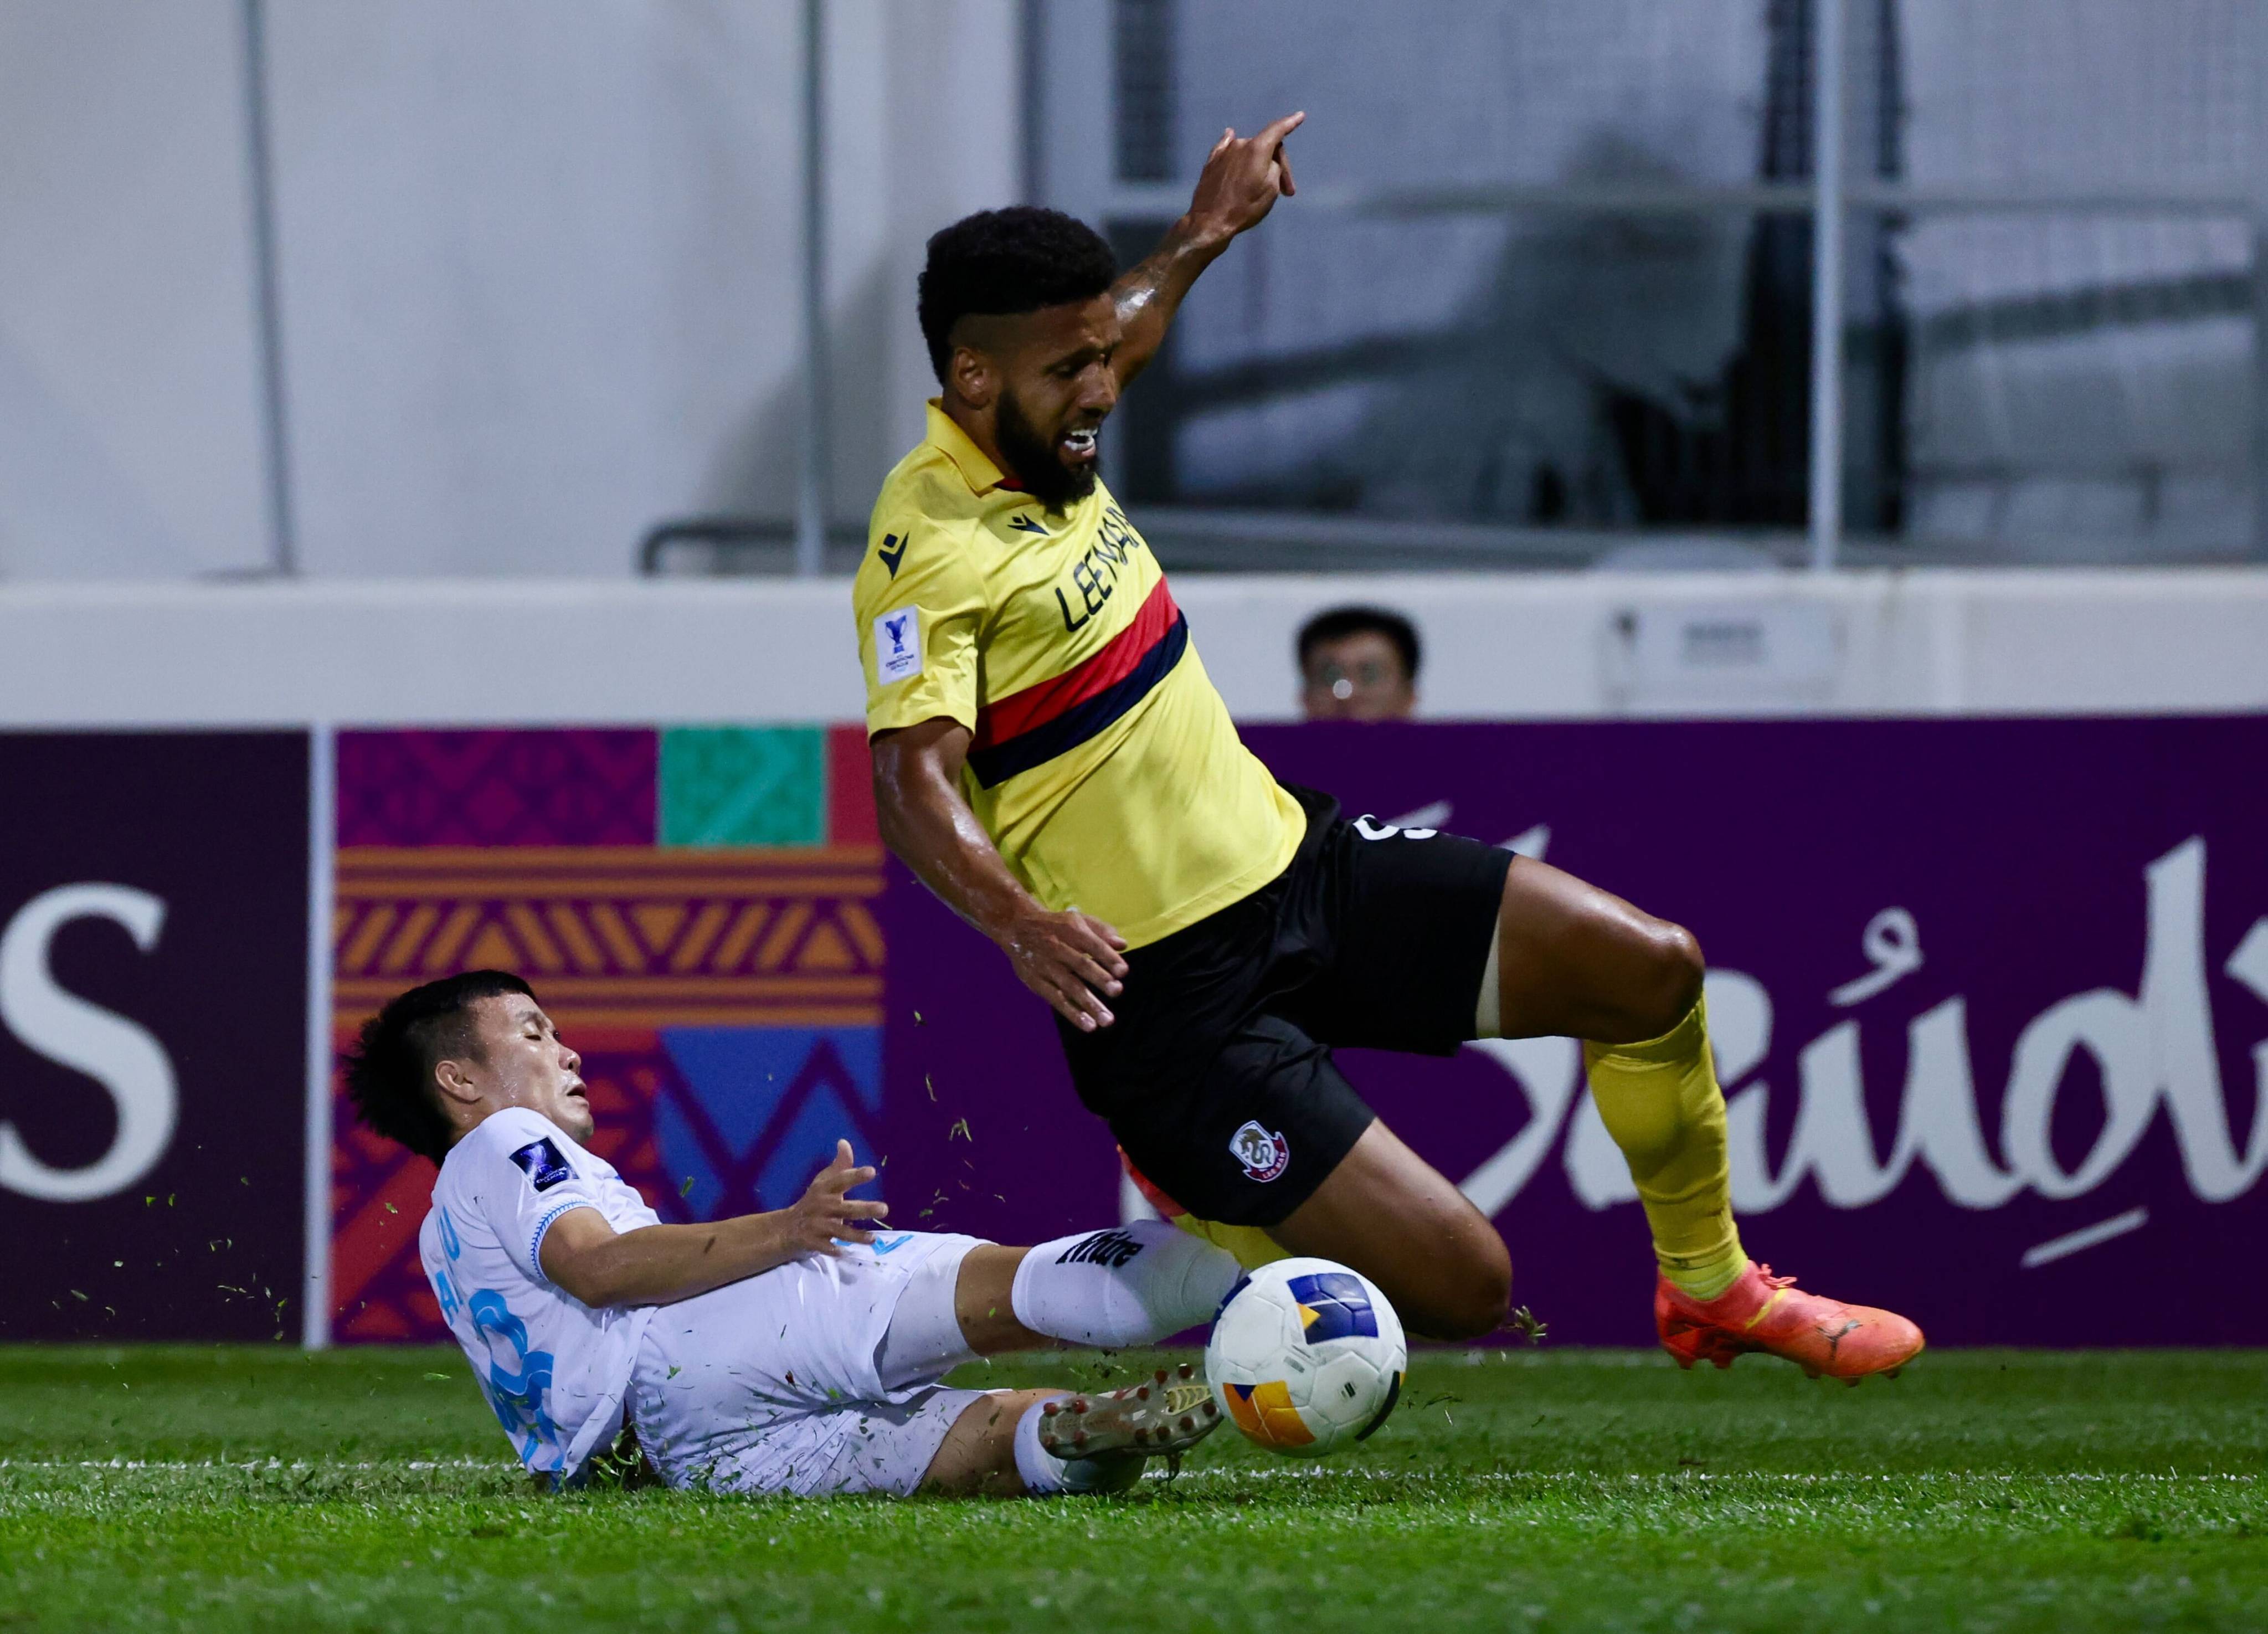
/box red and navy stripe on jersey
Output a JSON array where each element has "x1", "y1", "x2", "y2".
[{"x1": 966, "y1": 578, "x2": 1189, "y2": 788}]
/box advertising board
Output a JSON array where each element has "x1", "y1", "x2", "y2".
[
  {"x1": 0, "y1": 732, "x2": 309, "y2": 1340},
  {"x1": 886, "y1": 718, "x2": 2268, "y2": 1344},
  {"x1": 16, "y1": 717, "x2": 2256, "y2": 1347}
]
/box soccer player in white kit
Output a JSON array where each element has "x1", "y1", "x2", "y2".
[{"x1": 342, "y1": 971, "x2": 1239, "y2": 1497}]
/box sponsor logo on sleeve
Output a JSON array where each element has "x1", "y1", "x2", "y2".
[
  {"x1": 874, "y1": 608, "x2": 924, "y2": 685},
  {"x1": 1228, "y1": 1120, "x2": 1290, "y2": 1183},
  {"x1": 877, "y1": 532, "x2": 909, "y2": 576},
  {"x1": 509, "y1": 1137, "x2": 574, "y2": 1193}
]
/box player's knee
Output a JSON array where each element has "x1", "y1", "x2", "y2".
[
  {"x1": 1410, "y1": 1235, "x2": 1513, "y2": 1343},
  {"x1": 1622, "y1": 920, "x2": 1704, "y2": 1041}
]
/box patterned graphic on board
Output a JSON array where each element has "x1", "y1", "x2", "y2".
[
  {"x1": 655, "y1": 1027, "x2": 883, "y2": 1219},
  {"x1": 332, "y1": 847, "x2": 885, "y2": 1029},
  {"x1": 337, "y1": 729, "x2": 658, "y2": 848},
  {"x1": 331, "y1": 726, "x2": 883, "y2": 1343},
  {"x1": 661, "y1": 727, "x2": 827, "y2": 847}
]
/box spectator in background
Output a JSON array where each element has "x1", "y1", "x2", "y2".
[{"x1": 1297, "y1": 605, "x2": 1420, "y2": 721}]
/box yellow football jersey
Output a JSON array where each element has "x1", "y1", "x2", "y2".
[{"x1": 854, "y1": 403, "x2": 1305, "y2": 948}]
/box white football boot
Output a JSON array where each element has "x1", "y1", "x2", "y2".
[{"x1": 1037, "y1": 1362, "x2": 1223, "y2": 1480}]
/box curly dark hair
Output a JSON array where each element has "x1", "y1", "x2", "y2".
[
  {"x1": 917, "y1": 207, "x2": 1118, "y2": 384},
  {"x1": 341, "y1": 970, "x2": 535, "y2": 1164}
]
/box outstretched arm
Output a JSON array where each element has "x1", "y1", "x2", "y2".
[
  {"x1": 871, "y1": 716, "x2": 1129, "y2": 1032},
  {"x1": 1111, "y1": 110, "x2": 1305, "y2": 390},
  {"x1": 540, "y1": 1140, "x2": 884, "y2": 1308}
]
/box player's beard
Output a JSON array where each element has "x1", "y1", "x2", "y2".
[{"x1": 994, "y1": 386, "x2": 1097, "y2": 510}]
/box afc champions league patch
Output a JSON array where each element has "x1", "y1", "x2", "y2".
[
  {"x1": 1228, "y1": 1119, "x2": 1290, "y2": 1183},
  {"x1": 509, "y1": 1137, "x2": 574, "y2": 1193},
  {"x1": 873, "y1": 606, "x2": 923, "y2": 685}
]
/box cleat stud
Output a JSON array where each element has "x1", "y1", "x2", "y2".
[
  {"x1": 1042, "y1": 1401, "x2": 1060, "y2": 1416},
  {"x1": 1179, "y1": 1416, "x2": 1194, "y2": 1432},
  {"x1": 1885, "y1": 1368, "x2": 1902, "y2": 1380},
  {"x1": 1803, "y1": 1368, "x2": 1820, "y2": 1380},
  {"x1": 1843, "y1": 1377, "x2": 1861, "y2": 1389},
  {"x1": 1071, "y1": 1400, "x2": 1087, "y2": 1414},
  {"x1": 1136, "y1": 1387, "x2": 1150, "y2": 1400}
]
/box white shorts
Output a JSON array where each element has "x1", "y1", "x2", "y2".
[{"x1": 627, "y1": 1231, "x2": 991, "y2": 1498}]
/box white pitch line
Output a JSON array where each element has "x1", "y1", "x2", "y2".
[
  {"x1": 1160, "y1": 1468, "x2": 2254, "y2": 1487},
  {"x1": 2020, "y1": 1206, "x2": 2149, "y2": 1270},
  {"x1": 1, "y1": 1462, "x2": 2251, "y2": 1487}
]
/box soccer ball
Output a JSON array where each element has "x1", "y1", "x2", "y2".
[{"x1": 1204, "y1": 1257, "x2": 1406, "y2": 1456}]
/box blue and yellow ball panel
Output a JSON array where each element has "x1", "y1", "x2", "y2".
[
  {"x1": 1221, "y1": 1379, "x2": 1317, "y2": 1448},
  {"x1": 1289, "y1": 1272, "x2": 1380, "y2": 1343}
]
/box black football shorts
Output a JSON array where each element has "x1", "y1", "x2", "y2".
[{"x1": 1056, "y1": 784, "x2": 1513, "y2": 1227}]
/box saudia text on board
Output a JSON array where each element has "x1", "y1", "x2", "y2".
[{"x1": 1462, "y1": 838, "x2": 2268, "y2": 1216}]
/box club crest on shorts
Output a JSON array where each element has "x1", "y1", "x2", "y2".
[{"x1": 1228, "y1": 1119, "x2": 1290, "y2": 1183}]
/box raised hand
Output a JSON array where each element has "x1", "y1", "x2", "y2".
[
  {"x1": 783, "y1": 1139, "x2": 889, "y2": 1256},
  {"x1": 999, "y1": 903, "x2": 1130, "y2": 1032},
  {"x1": 1184, "y1": 111, "x2": 1305, "y2": 246}
]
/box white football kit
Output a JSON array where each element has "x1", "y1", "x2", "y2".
[
  {"x1": 419, "y1": 1107, "x2": 662, "y2": 1478},
  {"x1": 420, "y1": 1107, "x2": 990, "y2": 1493}
]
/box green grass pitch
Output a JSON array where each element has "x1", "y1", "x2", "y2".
[{"x1": 2, "y1": 1345, "x2": 2263, "y2": 1632}]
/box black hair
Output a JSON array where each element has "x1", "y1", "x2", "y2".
[
  {"x1": 341, "y1": 970, "x2": 535, "y2": 1164},
  {"x1": 917, "y1": 207, "x2": 1119, "y2": 384},
  {"x1": 1297, "y1": 605, "x2": 1423, "y2": 681}
]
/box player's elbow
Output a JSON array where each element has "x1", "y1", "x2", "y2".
[
  {"x1": 543, "y1": 1240, "x2": 630, "y2": 1308},
  {"x1": 868, "y1": 741, "x2": 935, "y2": 857},
  {"x1": 870, "y1": 767, "x2": 916, "y2": 856},
  {"x1": 548, "y1": 1257, "x2": 615, "y2": 1308}
]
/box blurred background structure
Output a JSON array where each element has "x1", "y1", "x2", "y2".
[
  {"x1": 1061, "y1": 0, "x2": 2268, "y2": 571},
  {"x1": 5, "y1": 0, "x2": 2265, "y2": 582},
  {"x1": 0, "y1": 0, "x2": 1016, "y2": 580}
]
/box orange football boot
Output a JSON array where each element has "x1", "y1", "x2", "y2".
[{"x1": 1656, "y1": 1261, "x2": 1924, "y2": 1383}]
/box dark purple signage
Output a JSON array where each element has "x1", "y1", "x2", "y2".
[
  {"x1": 0, "y1": 732, "x2": 309, "y2": 1340},
  {"x1": 884, "y1": 718, "x2": 2268, "y2": 1345}
]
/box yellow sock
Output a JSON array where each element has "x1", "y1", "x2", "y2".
[
  {"x1": 1583, "y1": 995, "x2": 1747, "y2": 1302},
  {"x1": 1169, "y1": 1212, "x2": 1290, "y2": 1271}
]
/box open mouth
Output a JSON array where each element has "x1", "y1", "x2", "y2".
[{"x1": 1060, "y1": 426, "x2": 1099, "y2": 465}]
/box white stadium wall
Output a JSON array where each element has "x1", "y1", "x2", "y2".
[
  {"x1": 1, "y1": 570, "x2": 2264, "y2": 728},
  {"x1": 0, "y1": 0, "x2": 1020, "y2": 583}
]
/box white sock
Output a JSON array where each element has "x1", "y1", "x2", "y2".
[
  {"x1": 1011, "y1": 1397, "x2": 1074, "y2": 1494},
  {"x1": 1011, "y1": 1397, "x2": 1143, "y2": 1496},
  {"x1": 1010, "y1": 1220, "x2": 1241, "y2": 1350}
]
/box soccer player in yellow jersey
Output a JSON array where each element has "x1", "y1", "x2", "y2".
[{"x1": 853, "y1": 115, "x2": 1922, "y2": 1380}]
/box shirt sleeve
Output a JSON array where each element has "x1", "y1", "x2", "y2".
[
  {"x1": 853, "y1": 521, "x2": 988, "y2": 737},
  {"x1": 460, "y1": 1112, "x2": 617, "y2": 1285}
]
